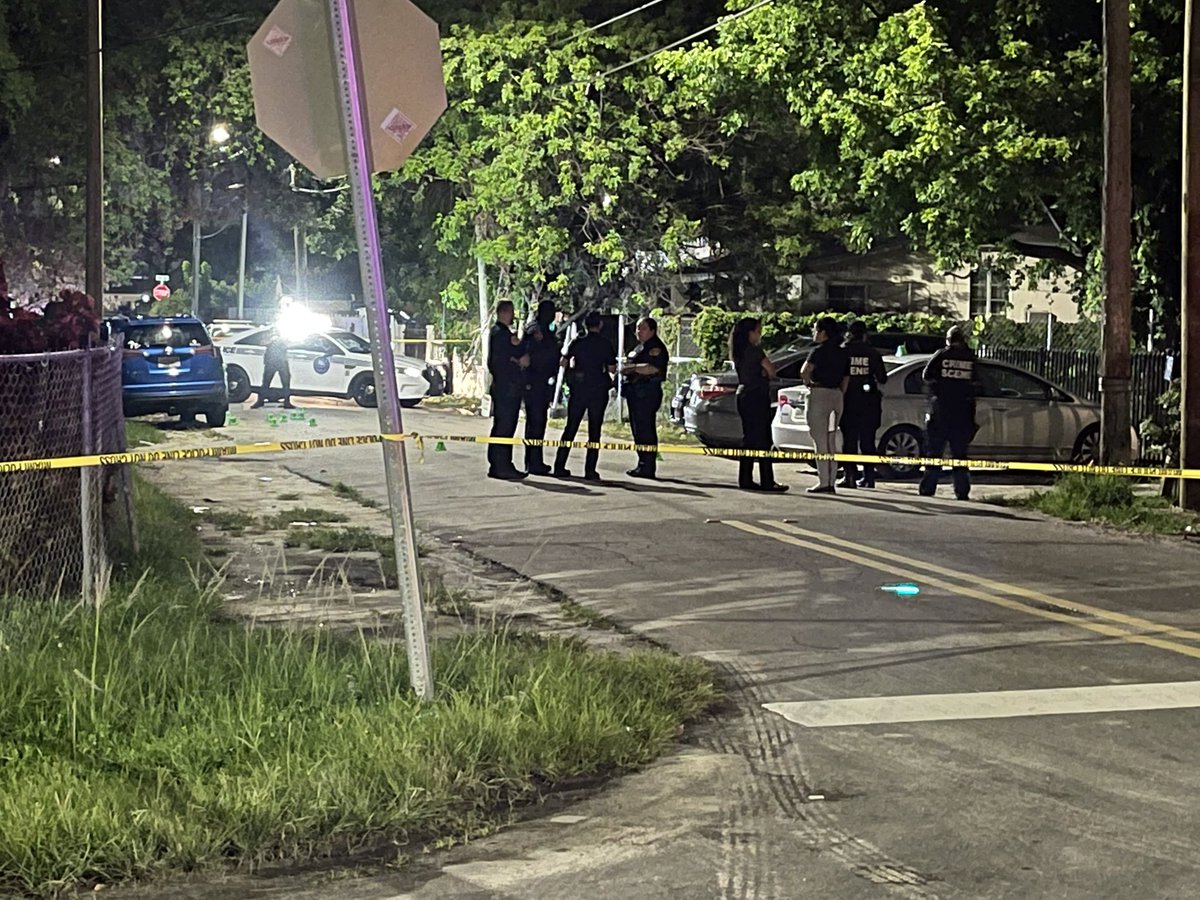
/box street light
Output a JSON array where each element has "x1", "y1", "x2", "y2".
[{"x1": 192, "y1": 125, "x2": 237, "y2": 318}]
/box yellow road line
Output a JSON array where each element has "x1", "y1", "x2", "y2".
[
  {"x1": 762, "y1": 520, "x2": 1200, "y2": 645},
  {"x1": 721, "y1": 519, "x2": 1200, "y2": 662}
]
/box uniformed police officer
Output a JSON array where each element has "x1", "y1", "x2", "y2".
[
  {"x1": 554, "y1": 311, "x2": 617, "y2": 481},
  {"x1": 919, "y1": 325, "x2": 979, "y2": 500},
  {"x1": 522, "y1": 299, "x2": 561, "y2": 475},
  {"x1": 620, "y1": 316, "x2": 669, "y2": 479},
  {"x1": 486, "y1": 300, "x2": 530, "y2": 480},
  {"x1": 252, "y1": 328, "x2": 294, "y2": 409},
  {"x1": 839, "y1": 320, "x2": 888, "y2": 488}
]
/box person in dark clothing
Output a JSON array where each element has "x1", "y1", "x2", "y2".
[
  {"x1": 621, "y1": 316, "x2": 669, "y2": 479},
  {"x1": 554, "y1": 311, "x2": 616, "y2": 481},
  {"x1": 251, "y1": 329, "x2": 294, "y2": 409},
  {"x1": 801, "y1": 316, "x2": 849, "y2": 494},
  {"x1": 522, "y1": 299, "x2": 561, "y2": 475},
  {"x1": 839, "y1": 320, "x2": 888, "y2": 488},
  {"x1": 919, "y1": 325, "x2": 980, "y2": 500},
  {"x1": 730, "y1": 317, "x2": 788, "y2": 492},
  {"x1": 486, "y1": 300, "x2": 530, "y2": 480}
]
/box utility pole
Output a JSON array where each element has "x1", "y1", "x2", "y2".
[
  {"x1": 85, "y1": 0, "x2": 103, "y2": 311},
  {"x1": 1182, "y1": 0, "x2": 1200, "y2": 507},
  {"x1": 191, "y1": 181, "x2": 202, "y2": 317},
  {"x1": 237, "y1": 201, "x2": 248, "y2": 318},
  {"x1": 1100, "y1": 0, "x2": 1133, "y2": 464}
]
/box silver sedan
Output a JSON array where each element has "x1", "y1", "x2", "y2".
[{"x1": 771, "y1": 355, "x2": 1105, "y2": 477}]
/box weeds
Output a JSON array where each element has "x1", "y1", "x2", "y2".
[
  {"x1": 261, "y1": 508, "x2": 351, "y2": 530},
  {"x1": 1002, "y1": 474, "x2": 1200, "y2": 535},
  {"x1": 125, "y1": 421, "x2": 166, "y2": 446},
  {"x1": 276, "y1": 492, "x2": 302, "y2": 501},
  {"x1": 331, "y1": 482, "x2": 379, "y2": 508},
  {"x1": 201, "y1": 509, "x2": 258, "y2": 536}
]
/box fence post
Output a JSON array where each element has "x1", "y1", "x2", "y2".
[{"x1": 80, "y1": 350, "x2": 94, "y2": 604}]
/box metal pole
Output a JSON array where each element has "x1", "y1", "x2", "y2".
[
  {"x1": 1182, "y1": 0, "x2": 1200, "y2": 508},
  {"x1": 293, "y1": 225, "x2": 302, "y2": 297},
  {"x1": 325, "y1": 0, "x2": 432, "y2": 699},
  {"x1": 191, "y1": 215, "x2": 202, "y2": 317},
  {"x1": 1100, "y1": 0, "x2": 1133, "y2": 464},
  {"x1": 85, "y1": 0, "x2": 104, "y2": 313},
  {"x1": 237, "y1": 203, "x2": 248, "y2": 318},
  {"x1": 476, "y1": 253, "x2": 491, "y2": 415},
  {"x1": 80, "y1": 351, "x2": 94, "y2": 603}
]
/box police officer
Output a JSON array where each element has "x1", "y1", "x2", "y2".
[
  {"x1": 620, "y1": 316, "x2": 668, "y2": 479},
  {"x1": 251, "y1": 328, "x2": 294, "y2": 409},
  {"x1": 919, "y1": 325, "x2": 979, "y2": 500},
  {"x1": 522, "y1": 299, "x2": 561, "y2": 475},
  {"x1": 839, "y1": 320, "x2": 888, "y2": 488},
  {"x1": 486, "y1": 300, "x2": 530, "y2": 480},
  {"x1": 554, "y1": 311, "x2": 617, "y2": 481}
]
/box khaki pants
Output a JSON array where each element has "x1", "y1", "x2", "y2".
[{"x1": 806, "y1": 387, "x2": 844, "y2": 488}]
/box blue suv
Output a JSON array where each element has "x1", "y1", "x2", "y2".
[{"x1": 115, "y1": 315, "x2": 229, "y2": 426}]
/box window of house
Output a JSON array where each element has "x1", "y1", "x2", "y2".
[
  {"x1": 969, "y1": 269, "x2": 1011, "y2": 318},
  {"x1": 826, "y1": 284, "x2": 868, "y2": 312}
]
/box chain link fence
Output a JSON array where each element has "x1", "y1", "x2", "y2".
[{"x1": 0, "y1": 348, "x2": 127, "y2": 599}]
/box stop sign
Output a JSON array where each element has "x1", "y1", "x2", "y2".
[
  {"x1": 247, "y1": 0, "x2": 447, "y2": 179},
  {"x1": 152, "y1": 284, "x2": 170, "y2": 301}
]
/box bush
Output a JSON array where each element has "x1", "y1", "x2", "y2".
[
  {"x1": 1139, "y1": 380, "x2": 1179, "y2": 465},
  {"x1": 0, "y1": 263, "x2": 101, "y2": 354},
  {"x1": 690, "y1": 307, "x2": 959, "y2": 368}
]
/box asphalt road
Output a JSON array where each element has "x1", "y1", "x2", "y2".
[{"x1": 218, "y1": 400, "x2": 1200, "y2": 899}]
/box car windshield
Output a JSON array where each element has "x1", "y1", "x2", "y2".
[
  {"x1": 331, "y1": 331, "x2": 371, "y2": 354},
  {"x1": 124, "y1": 323, "x2": 209, "y2": 350}
]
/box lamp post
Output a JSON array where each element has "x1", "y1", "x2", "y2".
[{"x1": 191, "y1": 124, "x2": 233, "y2": 318}]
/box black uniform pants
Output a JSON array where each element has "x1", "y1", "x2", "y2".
[
  {"x1": 626, "y1": 382, "x2": 662, "y2": 474},
  {"x1": 488, "y1": 388, "x2": 522, "y2": 474},
  {"x1": 523, "y1": 379, "x2": 554, "y2": 469},
  {"x1": 555, "y1": 388, "x2": 608, "y2": 475},
  {"x1": 920, "y1": 412, "x2": 973, "y2": 499},
  {"x1": 258, "y1": 360, "x2": 291, "y2": 404},
  {"x1": 736, "y1": 389, "x2": 775, "y2": 487},
  {"x1": 840, "y1": 404, "x2": 881, "y2": 484}
]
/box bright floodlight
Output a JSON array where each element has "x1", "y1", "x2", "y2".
[
  {"x1": 276, "y1": 298, "x2": 331, "y2": 342},
  {"x1": 210, "y1": 124, "x2": 232, "y2": 145}
]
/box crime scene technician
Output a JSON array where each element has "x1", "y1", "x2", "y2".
[
  {"x1": 919, "y1": 325, "x2": 979, "y2": 501},
  {"x1": 486, "y1": 300, "x2": 530, "y2": 481},
  {"x1": 554, "y1": 311, "x2": 617, "y2": 481},
  {"x1": 620, "y1": 316, "x2": 669, "y2": 480},
  {"x1": 839, "y1": 319, "x2": 888, "y2": 488}
]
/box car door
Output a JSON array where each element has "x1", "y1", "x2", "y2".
[
  {"x1": 227, "y1": 329, "x2": 269, "y2": 386},
  {"x1": 975, "y1": 363, "x2": 1056, "y2": 459},
  {"x1": 288, "y1": 334, "x2": 344, "y2": 394}
]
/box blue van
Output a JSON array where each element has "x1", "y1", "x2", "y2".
[{"x1": 115, "y1": 316, "x2": 229, "y2": 426}]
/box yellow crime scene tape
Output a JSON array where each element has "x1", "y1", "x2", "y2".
[{"x1": 0, "y1": 431, "x2": 1197, "y2": 481}]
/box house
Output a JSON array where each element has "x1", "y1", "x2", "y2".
[{"x1": 785, "y1": 241, "x2": 1080, "y2": 324}]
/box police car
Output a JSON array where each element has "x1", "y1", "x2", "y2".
[{"x1": 216, "y1": 326, "x2": 437, "y2": 407}]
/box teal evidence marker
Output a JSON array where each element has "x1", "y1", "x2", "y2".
[{"x1": 880, "y1": 583, "x2": 921, "y2": 597}]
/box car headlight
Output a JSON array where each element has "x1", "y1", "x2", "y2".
[{"x1": 400, "y1": 366, "x2": 423, "y2": 378}]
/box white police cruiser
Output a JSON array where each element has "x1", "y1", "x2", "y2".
[{"x1": 216, "y1": 326, "x2": 436, "y2": 407}]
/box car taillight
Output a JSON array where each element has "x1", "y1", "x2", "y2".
[
  {"x1": 193, "y1": 345, "x2": 215, "y2": 356},
  {"x1": 778, "y1": 393, "x2": 790, "y2": 407},
  {"x1": 697, "y1": 385, "x2": 735, "y2": 400}
]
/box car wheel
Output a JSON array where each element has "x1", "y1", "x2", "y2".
[
  {"x1": 351, "y1": 374, "x2": 378, "y2": 408},
  {"x1": 226, "y1": 365, "x2": 252, "y2": 404},
  {"x1": 879, "y1": 425, "x2": 924, "y2": 478},
  {"x1": 205, "y1": 405, "x2": 228, "y2": 427},
  {"x1": 400, "y1": 398, "x2": 421, "y2": 408},
  {"x1": 1072, "y1": 424, "x2": 1100, "y2": 465}
]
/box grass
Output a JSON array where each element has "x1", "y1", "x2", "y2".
[
  {"x1": 202, "y1": 509, "x2": 258, "y2": 536},
  {"x1": 999, "y1": 474, "x2": 1200, "y2": 535},
  {"x1": 0, "y1": 480, "x2": 717, "y2": 898},
  {"x1": 418, "y1": 395, "x2": 480, "y2": 411},
  {"x1": 331, "y1": 482, "x2": 379, "y2": 509},
  {"x1": 276, "y1": 492, "x2": 303, "y2": 502},
  {"x1": 260, "y1": 508, "x2": 351, "y2": 530},
  {"x1": 125, "y1": 421, "x2": 166, "y2": 446},
  {"x1": 283, "y1": 525, "x2": 389, "y2": 554}
]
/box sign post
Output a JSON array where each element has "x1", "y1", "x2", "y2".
[{"x1": 248, "y1": 0, "x2": 447, "y2": 699}]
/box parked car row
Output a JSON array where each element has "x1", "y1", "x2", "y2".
[
  {"x1": 109, "y1": 315, "x2": 444, "y2": 427},
  {"x1": 771, "y1": 354, "x2": 1107, "y2": 477},
  {"x1": 671, "y1": 332, "x2": 945, "y2": 448}
]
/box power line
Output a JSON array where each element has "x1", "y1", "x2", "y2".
[
  {"x1": 592, "y1": 0, "x2": 777, "y2": 82},
  {"x1": 552, "y1": 0, "x2": 673, "y2": 48}
]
